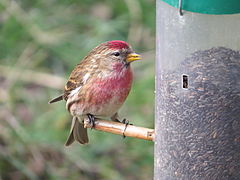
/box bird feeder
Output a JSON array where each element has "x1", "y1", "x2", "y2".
[{"x1": 155, "y1": 0, "x2": 240, "y2": 179}]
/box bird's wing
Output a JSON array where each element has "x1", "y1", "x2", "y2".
[
  {"x1": 63, "y1": 62, "x2": 92, "y2": 101},
  {"x1": 49, "y1": 56, "x2": 97, "y2": 104},
  {"x1": 48, "y1": 63, "x2": 86, "y2": 104}
]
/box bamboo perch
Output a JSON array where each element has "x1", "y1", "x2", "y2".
[{"x1": 84, "y1": 119, "x2": 155, "y2": 142}]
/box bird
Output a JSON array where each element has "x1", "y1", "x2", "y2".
[{"x1": 49, "y1": 40, "x2": 141, "y2": 146}]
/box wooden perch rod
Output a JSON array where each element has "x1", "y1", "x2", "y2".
[{"x1": 84, "y1": 119, "x2": 155, "y2": 142}]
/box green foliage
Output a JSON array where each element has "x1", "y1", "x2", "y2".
[{"x1": 0, "y1": 0, "x2": 155, "y2": 179}]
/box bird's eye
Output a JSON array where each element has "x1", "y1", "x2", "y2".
[{"x1": 113, "y1": 52, "x2": 120, "y2": 56}]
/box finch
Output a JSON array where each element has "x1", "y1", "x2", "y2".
[{"x1": 49, "y1": 40, "x2": 141, "y2": 146}]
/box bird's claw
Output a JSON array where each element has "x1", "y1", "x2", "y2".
[
  {"x1": 112, "y1": 117, "x2": 132, "y2": 138},
  {"x1": 87, "y1": 114, "x2": 95, "y2": 129},
  {"x1": 121, "y1": 118, "x2": 132, "y2": 138}
]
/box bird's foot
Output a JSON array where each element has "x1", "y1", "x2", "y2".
[
  {"x1": 87, "y1": 114, "x2": 95, "y2": 129},
  {"x1": 111, "y1": 115, "x2": 132, "y2": 138},
  {"x1": 121, "y1": 118, "x2": 132, "y2": 138},
  {"x1": 112, "y1": 118, "x2": 133, "y2": 125}
]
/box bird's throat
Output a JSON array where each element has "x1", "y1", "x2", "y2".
[
  {"x1": 113, "y1": 61, "x2": 131, "y2": 72},
  {"x1": 101, "y1": 64, "x2": 133, "y2": 90}
]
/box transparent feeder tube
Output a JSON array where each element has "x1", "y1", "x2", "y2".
[{"x1": 155, "y1": 1, "x2": 240, "y2": 179}]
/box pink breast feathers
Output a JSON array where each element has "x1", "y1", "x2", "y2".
[{"x1": 91, "y1": 66, "x2": 133, "y2": 106}]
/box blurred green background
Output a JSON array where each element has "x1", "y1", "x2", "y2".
[{"x1": 0, "y1": 0, "x2": 155, "y2": 179}]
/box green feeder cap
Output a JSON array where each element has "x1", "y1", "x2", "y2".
[{"x1": 162, "y1": 0, "x2": 240, "y2": 14}]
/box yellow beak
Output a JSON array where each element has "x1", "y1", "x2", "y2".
[{"x1": 126, "y1": 53, "x2": 141, "y2": 63}]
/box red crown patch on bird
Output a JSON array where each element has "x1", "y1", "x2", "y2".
[{"x1": 107, "y1": 40, "x2": 129, "y2": 50}]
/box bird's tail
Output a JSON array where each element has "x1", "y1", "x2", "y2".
[{"x1": 65, "y1": 116, "x2": 89, "y2": 146}]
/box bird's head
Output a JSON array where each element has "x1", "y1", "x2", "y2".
[{"x1": 86, "y1": 40, "x2": 141, "y2": 71}]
